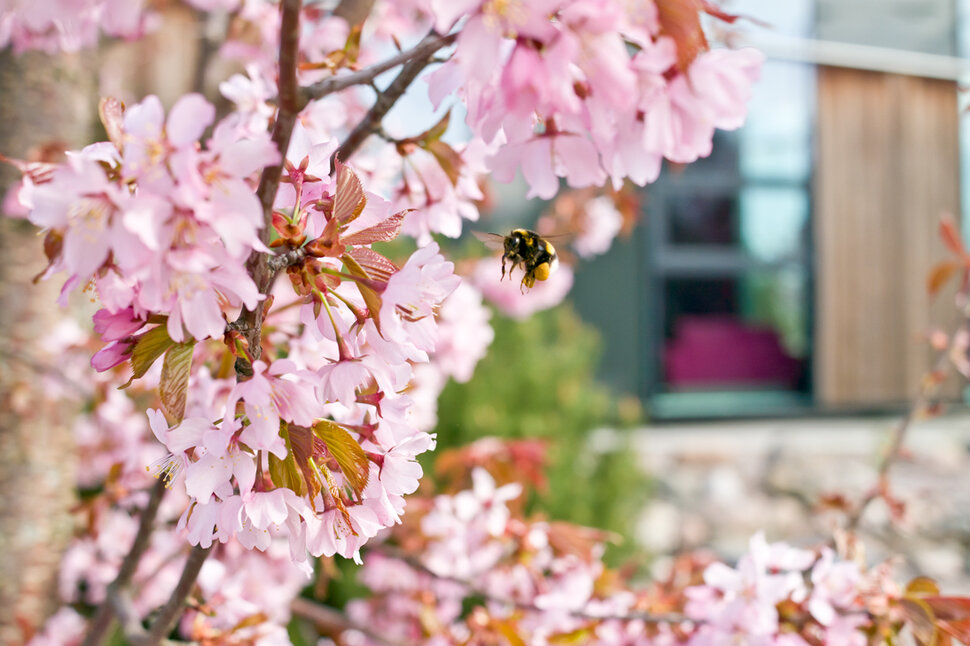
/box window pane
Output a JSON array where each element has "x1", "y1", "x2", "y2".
[
  {"x1": 739, "y1": 187, "x2": 810, "y2": 262},
  {"x1": 661, "y1": 269, "x2": 809, "y2": 392},
  {"x1": 668, "y1": 191, "x2": 738, "y2": 246},
  {"x1": 740, "y1": 61, "x2": 815, "y2": 182}
]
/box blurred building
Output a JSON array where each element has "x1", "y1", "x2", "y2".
[{"x1": 572, "y1": 0, "x2": 967, "y2": 418}]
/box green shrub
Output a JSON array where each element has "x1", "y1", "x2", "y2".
[{"x1": 430, "y1": 302, "x2": 650, "y2": 562}]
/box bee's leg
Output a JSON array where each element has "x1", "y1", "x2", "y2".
[
  {"x1": 501, "y1": 254, "x2": 508, "y2": 281},
  {"x1": 521, "y1": 273, "x2": 536, "y2": 292}
]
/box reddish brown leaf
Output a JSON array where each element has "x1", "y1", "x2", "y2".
[
  {"x1": 305, "y1": 216, "x2": 347, "y2": 258},
  {"x1": 342, "y1": 252, "x2": 384, "y2": 334},
  {"x1": 43, "y1": 230, "x2": 63, "y2": 261},
  {"x1": 417, "y1": 109, "x2": 451, "y2": 144},
  {"x1": 940, "y1": 214, "x2": 965, "y2": 257},
  {"x1": 347, "y1": 246, "x2": 398, "y2": 283},
  {"x1": 699, "y1": 1, "x2": 752, "y2": 24},
  {"x1": 340, "y1": 210, "x2": 407, "y2": 246},
  {"x1": 333, "y1": 160, "x2": 366, "y2": 224},
  {"x1": 425, "y1": 139, "x2": 463, "y2": 186},
  {"x1": 937, "y1": 618, "x2": 970, "y2": 643},
  {"x1": 928, "y1": 261, "x2": 960, "y2": 296},
  {"x1": 925, "y1": 597, "x2": 970, "y2": 620},
  {"x1": 287, "y1": 424, "x2": 320, "y2": 499},
  {"x1": 898, "y1": 598, "x2": 939, "y2": 646},
  {"x1": 32, "y1": 230, "x2": 64, "y2": 283},
  {"x1": 656, "y1": 0, "x2": 708, "y2": 72},
  {"x1": 99, "y1": 97, "x2": 126, "y2": 154}
]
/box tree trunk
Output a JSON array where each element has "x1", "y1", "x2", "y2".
[{"x1": 0, "y1": 49, "x2": 95, "y2": 644}]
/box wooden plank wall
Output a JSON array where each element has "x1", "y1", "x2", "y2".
[{"x1": 815, "y1": 67, "x2": 960, "y2": 407}]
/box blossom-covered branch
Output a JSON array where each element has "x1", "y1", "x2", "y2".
[
  {"x1": 302, "y1": 31, "x2": 457, "y2": 102},
  {"x1": 80, "y1": 479, "x2": 167, "y2": 646},
  {"x1": 331, "y1": 29, "x2": 451, "y2": 164},
  {"x1": 10, "y1": 1, "x2": 936, "y2": 645}
]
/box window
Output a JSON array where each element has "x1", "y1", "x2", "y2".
[{"x1": 643, "y1": 59, "x2": 816, "y2": 418}]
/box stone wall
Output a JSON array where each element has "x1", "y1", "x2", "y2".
[{"x1": 609, "y1": 413, "x2": 970, "y2": 593}]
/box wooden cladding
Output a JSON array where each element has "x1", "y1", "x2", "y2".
[{"x1": 815, "y1": 67, "x2": 960, "y2": 406}]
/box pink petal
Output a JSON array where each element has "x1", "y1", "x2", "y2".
[
  {"x1": 167, "y1": 93, "x2": 216, "y2": 148},
  {"x1": 521, "y1": 138, "x2": 558, "y2": 199}
]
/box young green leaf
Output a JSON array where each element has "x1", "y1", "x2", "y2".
[
  {"x1": 313, "y1": 420, "x2": 370, "y2": 497},
  {"x1": 121, "y1": 325, "x2": 175, "y2": 388},
  {"x1": 160, "y1": 342, "x2": 195, "y2": 423}
]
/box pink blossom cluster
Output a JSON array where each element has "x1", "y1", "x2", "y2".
[
  {"x1": 390, "y1": 138, "x2": 490, "y2": 246},
  {"x1": 0, "y1": 0, "x2": 147, "y2": 53},
  {"x1": 16, "y1": 95, "x2": 469, "y2": 569},
  {"x1": 25, "y1": 93, "x2": 274, "y2": 343},
  {"x1": 427, "y1": 0, "x2": 762, "y2": 199},
  {"x1": 21, "y1": 337, "x2": 308, "y2": 646},
  {"x1": 2, "y1": 4, "x2": 786, "y2": 644},
  {"x1": 685, "y1": 533, "x2": 872, "y2": 645},
  {"x1": 343, "y1": 468, "x2": 909, "y2": 646},
  {"x1": 347, "y1": 468, "x2": 638, "y2": 644},
  {"x1": 143, "y1": 244, "x2": 461, "y2": 568}
]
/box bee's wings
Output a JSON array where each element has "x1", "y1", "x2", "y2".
[
  {"x1": 472, "y1": 231, "x2": 506, "y2": 251},
  {"x1": 540, "y1": 232, "x2": 572, "y2": 242}
]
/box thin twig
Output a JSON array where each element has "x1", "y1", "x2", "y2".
[
  {"x1": 81, "y1": 478, "x2": 168, "y2": 646},
  {"x1": 267, "y1": 246, "x2": 308, "y2": 272},
  {"x1": 106, "y1": 591, "x2": 191, "y2": 646},
  {"x1": 0, "y1": 344, "x2": 89, "y2": 396},
  {"x1": 234, "y1": 0, "x2": 305, "y2": 374},
  {"x1": 330, "y1": 30, "x2": 453, "y2": 167},
  {"x1": 302, "y1": 31, "x2": 456, "y2": 102},
  {"x1": 89, "y1": 2, "x2": 305, "y2": 643},
  {"x1": 108, "y1": 590, "x2": 148, "y2": 642},
  {"x1": 844, "y1": 359, "x2": 948, "y2": 531},
  {"x1": 290, "y1": 597, "x2": 414, "y2": 646},
  {"x1": 142, "y1": 544, "x2": 212, "y2": 646},
  {"x1": 371, "y1": 546, "x2": 687, "y2": 625},
  {"x1": 844, "y1": 303, "x2": 968, "y2": 531}
]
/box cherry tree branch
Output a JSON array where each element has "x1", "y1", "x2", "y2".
[
  {"x1": 142, "y1": 544, "x2": 212, "y2": 645},
  {"x1": 290, "y1": 597, "x2": 415, "y2": 646},
  {"x1": 331, "y1": 30, "x2": 454, "y2": 166},
  {"x1": 234, "y1": 0, "x2": 304, "y2": 374},
  {"x1": 371, "y1": 546, "x2": 687, "y2": 625},
  {"x1": 86, "y1": 3, "x2": 306, "y2": 644},
  {"x1": 845, "y1": 283, "x2": 970, "y2": 532},
  {"x1": 81, "y1": 478, "x2": 167, "y2": 646},
  {"x1": 267, "y1": 246, "x2": 308, "y2": 272},
  {"x1": 844, "y1": 348, "x2": 954, "y2": 532},
  {"x1": 302, "y1": 31, "x2": 456, "y2": 102}
]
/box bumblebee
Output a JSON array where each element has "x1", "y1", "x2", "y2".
[{"x1": 474, "y1": 228, "x2": 559, "y2": 291}]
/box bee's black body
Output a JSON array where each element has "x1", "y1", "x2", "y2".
[{"x1": 474, "y1": 228, "x2": 558, "y2": 291}]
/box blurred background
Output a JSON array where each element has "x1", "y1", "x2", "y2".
[{"x1": 6, "y1": 0, "x2": 970, "y2": 640}]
